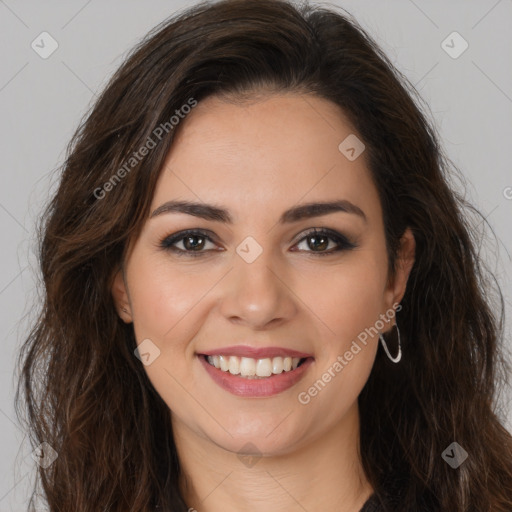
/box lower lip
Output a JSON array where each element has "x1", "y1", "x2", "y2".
[{"x1": 198, "y1": 355, "x2": 314, "y2": 397}]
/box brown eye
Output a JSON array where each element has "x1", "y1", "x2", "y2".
[
  {"x1": 180, "y1": 234, "x2": 206, "y2": 251},
  {"x1": 293, "y1": 228, "x2": 357, "y2": 255},
  {"x1": 160, "y1": 229, "x2": 217, "y2": 257}
]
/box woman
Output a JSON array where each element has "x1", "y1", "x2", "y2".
[{"x1": 15, "y1": 0, "x2": 512, "y2": 510}]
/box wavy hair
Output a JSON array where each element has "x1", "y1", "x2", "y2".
[{"x1": 15, "y1": 0, "x2": 512, "y2": 510}]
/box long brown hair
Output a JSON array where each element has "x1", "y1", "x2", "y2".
[{"x1": 15, "y1": 0, "x2": 512, "y2": 510}]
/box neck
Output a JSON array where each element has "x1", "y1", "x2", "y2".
[{"x1": 173, "y1": 402, "x2": 374, "y2": 512}]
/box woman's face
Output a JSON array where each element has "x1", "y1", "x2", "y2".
[{"x1": 113, "y1": 92, "x2": 414, "y2": 456}]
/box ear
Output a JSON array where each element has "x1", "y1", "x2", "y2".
[
  {"x1": 383, "y1": 227, "x2": 415, "y2": 320},
  {"x1": 111, "y1": 267, "x2": 133, "y2": 323}
]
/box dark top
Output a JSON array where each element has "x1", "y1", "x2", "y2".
[{"x1": 359, "y1": 492, "x2": 383, "y2": 512}]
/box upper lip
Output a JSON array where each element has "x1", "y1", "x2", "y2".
[{"x1": 198, "y1": 345, "x2": 313, "y2": 359}]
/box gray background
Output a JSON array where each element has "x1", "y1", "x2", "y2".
[{"x1": 1, "y1": 0, "x2": 511, "y2": 510}]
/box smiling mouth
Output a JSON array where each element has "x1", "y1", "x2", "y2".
[{"x1": 201, "y1": 354, "x2": 309, "y2": 379}]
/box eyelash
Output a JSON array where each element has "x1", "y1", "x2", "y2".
[{"x1": 159, "y1": 228, "x2": 357, "y2": 258}]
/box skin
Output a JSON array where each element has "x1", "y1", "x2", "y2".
[{"x1": 112, "y1": 92, "x2": 415, "y2": 512}]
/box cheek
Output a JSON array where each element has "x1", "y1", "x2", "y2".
[
  {"x1": 127, "y1": 253, "x2": 209, "y2": 345},
  {"x1": 125, "y1": 253, "x2": 210, "y2": 413},
  {"x1": 293, "y1": 260, "x2": 383, "y2": 417},
  {"x1": 296, "y1": 254, "x2": 387, "y2": 352}
]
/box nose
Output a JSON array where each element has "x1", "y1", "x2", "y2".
[{"x1": 218, "y1": 244, "x2": 298, "y2": 330}]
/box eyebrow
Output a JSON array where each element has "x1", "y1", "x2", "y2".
[{"x1": 150, "y1": 199, "x2": 367, "y2": 224}]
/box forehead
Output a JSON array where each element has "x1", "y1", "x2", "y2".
[{"x1": 151, "y1": 93, "x2": 380, "y2": 222}]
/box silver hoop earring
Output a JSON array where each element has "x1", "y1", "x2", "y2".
[{"x1": 379, "y1": 323, "x2": 402, "y2": 363}]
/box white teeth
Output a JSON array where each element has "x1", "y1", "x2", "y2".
[
  {"x1": 240, "y1": 357, "x2": 256, "y2": 376},
  {"x1": 228, "y1": 355, "x2": 240, "y2": 375},
  {"x1": 272, "y1": 357, "x2": 284, "y2": 374},
  {"x1": 206, "y1": 354, "x2": 305, "y2": 378},
  {"x1": 219, "y1": 355, "x2": 229, "y2": 372},
  {"x1": 256, "y1": 358, "x2": 272, "y2": 377},
  {"x1": 207, "y1": 355, "x2": 220, "y2": 368}
]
